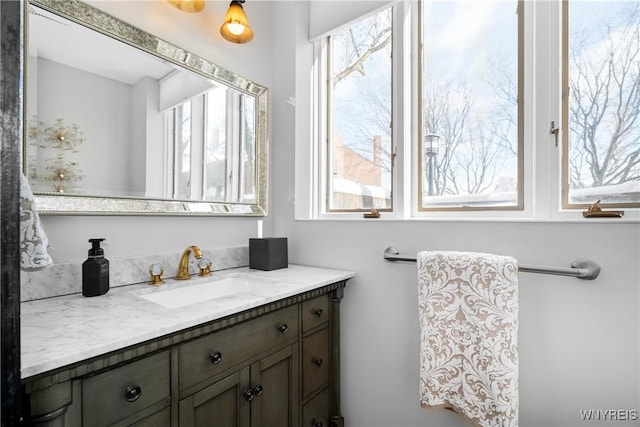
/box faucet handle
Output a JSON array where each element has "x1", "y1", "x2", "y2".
[
  {"x1": 198, "y1": 258, "x2": 212, "y2": 277},
  {"x1": 149, "y1": 263, "x2": 164, "y2": 285}
]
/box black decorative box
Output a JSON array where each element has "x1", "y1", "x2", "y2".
[{"x1": 249, "y1": 238, "x2": 288, "y2": 271}]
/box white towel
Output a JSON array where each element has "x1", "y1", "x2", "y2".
[
  {"x1": 417, "y1": 251, "x2": 519, "y2": 427},
  {"x1": 20, "y1": 172, "x2": 53, "y2": 271}
]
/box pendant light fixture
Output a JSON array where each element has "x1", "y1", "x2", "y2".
[
  {"x1": 168, "y1": 0, "x2": 205, "y2": 13},
  {"x1": 220, "y1": 0, "x2": 254, "y2": 44}
]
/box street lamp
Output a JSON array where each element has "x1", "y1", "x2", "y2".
[{"x1": 424, "y1": 134, "x2": 440, "y2": 196}]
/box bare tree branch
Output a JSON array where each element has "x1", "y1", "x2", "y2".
[
  {"x1": 333, "y1": 30, "x2": 391, "y2": 86},
  {"x1": 568, "y1": 2, "x2": 640, "y2": 189}
]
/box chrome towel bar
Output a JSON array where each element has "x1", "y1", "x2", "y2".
[{"x1": 383, "y1": 246, "x2": 601, "y2": 280}]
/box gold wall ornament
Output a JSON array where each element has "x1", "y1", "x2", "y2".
[
  {"x1": 40, "y1": 118, "x2": 85, "y2": 150},
  {"x1": 43, "y1": 160, "x2": 82, "y2": 192},
  {"x1": 28, "y1": 117, "x2": 85, "y2": 193}
]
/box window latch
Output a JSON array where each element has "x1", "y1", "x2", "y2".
[
  {"x1": 583, "y1": 200, "x2": 624, "y2": 218},
  {"x1": 550, "y1": 121, "x2": 560, "y2": 147},
  {"x1": 363, "y1": 208, "x2": 380, "y2": 219}
]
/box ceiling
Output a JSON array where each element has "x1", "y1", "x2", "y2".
[{"x1": 28, "y1": 5, "x2": 175, "y2": 85}]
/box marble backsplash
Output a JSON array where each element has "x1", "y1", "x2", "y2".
[{"x1": 21, "y1": 245, "x2": 249, "y2": 302}]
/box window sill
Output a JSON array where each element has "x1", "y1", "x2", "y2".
[{"x1": 304, "y1": 210, "x2": 640, "y2": 223}]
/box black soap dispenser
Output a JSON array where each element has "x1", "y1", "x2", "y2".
[{"x1": 82, "y1": 238, "x2": 109, "y2": 297}]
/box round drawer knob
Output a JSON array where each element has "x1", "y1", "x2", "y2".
[
  {"x1": 243, "y1": 388, "x2": 254, "y2": 401},
  {"x1": 311, "y1": 418, "x2": 323, "y2": 427},
  {"x1": 277, "y1": 324, "x2": 289, "y2": 334},
  {"x1": 124, "y1": 385, "x2": 142, "y2": 403},
  {"x1": 209, "y1": 351, "x2": 223, "y2": 365},
  {"x1": 314, "y1": 309, "x2": 324, "y2": 317},
  {"x1": 253, "y1": 384, "x2": 264, "y2": 396},
  {"x1": 313, "y1": 358, "x2": 324, "y2": 367}
]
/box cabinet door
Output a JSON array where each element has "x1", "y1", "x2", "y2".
[
  {"x1": 179, "y1": 368, "x2": 251, "y2": 427},
  {"x1": 250, "y1": 345, "x2": 299, "y2": 427}
]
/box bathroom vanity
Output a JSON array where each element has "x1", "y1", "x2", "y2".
[
  {"x1": 19, "y1": 1, "x2": 350, "y2": 424},
  {"x1": 21, "y1": 265, "x2": 353, "y2": 426}
]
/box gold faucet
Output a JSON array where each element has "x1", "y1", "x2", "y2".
[{"x1": 175, "y1": 245, "x2": 203, "y2": 280}]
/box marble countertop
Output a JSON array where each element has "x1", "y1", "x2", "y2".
[{"x1": 21, "y1": 265, "x2": 354, "y2": 379}]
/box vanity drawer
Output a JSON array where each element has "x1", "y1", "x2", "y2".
[
  {"x1": 127, "y1": 406, "x2": 170, "y2": 427},
  {"x1": 179, "y1": 304, "x2": 299, "y2": 392},
  {"x1": 82, "y1": 351, "x2": 170, "y2": 427},
  {"x1": 302, "y1": 295, "x2": 329, "y2": 332},
  {"x1": 302, "y1": 387, "x2": 330, "y2": 427},
  {"x1": 302, "y1": 328, "x2": 330, "y2": 399}
]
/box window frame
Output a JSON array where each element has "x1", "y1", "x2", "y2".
[
  {"x1": 560, "y1": 0, "x2": 640, "y2": 210},
  {"x1": 166, "y1": 96, "x2": 205, "y2": 201},
  {"x1": 417, "y1": 0, "x2": 525, "y2": 212},
  {"x1": 324, "y1": 5, "x2": 396, "y2": 214}
]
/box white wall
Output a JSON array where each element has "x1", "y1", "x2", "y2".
[
  {"x1": 279, "y1": 220, "x2": 640, "y2": 427},
  {"x1": 130, "y1": 76, "x2": 154, "y2": 197},
  {"x1": 269, "y1": 2, "x2": 640, "y2": 426},
  {"x1": 35, "y1": 57, "x2": 132, "y2": 195}
]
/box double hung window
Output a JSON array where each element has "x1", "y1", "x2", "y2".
[
  {"x1": 419, "y1": 1, "x2": 522, "y2": 210},
  {"x1": 562, "y1": 0, "x2": 640, "y2": 208},
  {"x1": 326, "y1": 7, "x2": 394, "y2": 212}
]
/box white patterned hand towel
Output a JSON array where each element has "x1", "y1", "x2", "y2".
[
  {"x1": 20, "y1": 172, "x2": 53, "y2": 271},
  {"x1": 417, "y1": 251, "x2": 519, "y2": 427}
]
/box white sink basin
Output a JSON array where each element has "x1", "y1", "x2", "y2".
[{"x1": 139, "y1": 274, "x2": 274, "y2": 309}]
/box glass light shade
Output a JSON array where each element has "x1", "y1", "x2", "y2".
[
  {"x1": 424, "y1": 134, "x2": 440, "y2": 155},
  {"x1": 168, "y1": 0, "x2": 205, "y2": 13},
  {"x1": 227, "y1": 22, "x2": 245, "y2": 36},
  {"x1": 220, "y1": 1, "x2": 254, "y2": 44}
]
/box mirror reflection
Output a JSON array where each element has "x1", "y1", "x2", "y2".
[{"x1": 24, "y1": 1, "x2": 268, "y2": 215}]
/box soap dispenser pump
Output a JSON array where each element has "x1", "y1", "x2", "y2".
[{"x1": 82, "y1": 238, "x2": 109, "y2": 297}]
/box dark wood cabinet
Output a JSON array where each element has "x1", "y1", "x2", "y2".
[
  {"x1": 178, "y1": 304, "x2": 299, "y2": 395},
  {"x1": 302, "y1": 388, "x2": 330, "y2": 427},
  {"x1": 82, "y1": 351, "x2": 170, "y2": 427},
  {"x1": 123, "y1": 406, "x2": 172, "y2": 427},
  {"x1": 179, "y1": 345, "x2": 298, "y2": 427},
  {"x1": 302, "y1": 328, "x2": 329, "y2": 400},
  {"x1": 250, "y1": 345, "x2": 299, "y2": 427},
  {"x1": 300, "y1": 294, "x2": 339, "y2": 427},
  {"x1": 21, "y1": 282, "x2": 346, "y2": 427},
  {"x1": 179, "y1": 365, "x2": 250, "y2": 427}
]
